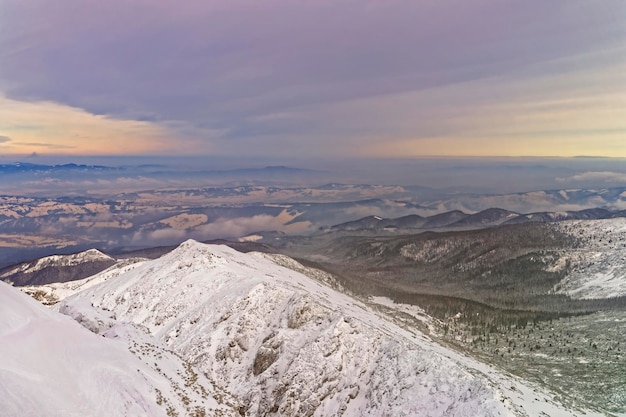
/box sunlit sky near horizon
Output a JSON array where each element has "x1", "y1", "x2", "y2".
[{"x1": 0, "y1": 1, "x2": 625, "y2": 159}]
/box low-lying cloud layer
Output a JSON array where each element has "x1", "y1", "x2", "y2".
[
  {"x1": 132, "y1": 210, "x2": 312, "y2": 246},
  {"x1": 558, "y1": 171, "x2": 626, "y2": 184}
]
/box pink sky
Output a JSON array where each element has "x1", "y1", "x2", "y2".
[{"x1": 0, "y1": 0, "x2": 624, "y2": 158}]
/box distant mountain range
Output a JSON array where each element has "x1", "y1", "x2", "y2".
[
  {"x1": 327, "y1": 207, "x2": 626, "y2": 233},
  {"x1": 213, "y1": 165, "x2": 321, "y2": 175},
  {"x1": 0, "y1": 162, "x2": 317, "y2": 176},
  {"x1": 432, "y1": 187, "x2": 626, "y2": 214},
  {"x1": 0, "y1": 162, "x2": 115, "y2": 173},
  {"x1": 1, "y1": 182, "x2": 625, "y2": 269}
]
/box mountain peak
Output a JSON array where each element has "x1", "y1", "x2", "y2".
[
  {"x1": 172, "y1": 238, "x2": 236, "y2": 256},
  {"x1": 53, "y1": 243, "x2": 592, "y2": 417},
  {"x1": 158, "y1": 240, "x2": 232, "y2": 273},
  {"x1": 176, "y1": 238, "x2": 205, "y2": 249}
]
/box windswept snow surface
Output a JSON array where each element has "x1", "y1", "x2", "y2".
[
  {"x1": 60, "y1": 239, "x2": 600, "y2": 417},
  {"x1": 21, "y1": 258, "x2": 148, "y2": 305},
  {"x1": 0, "y1": 281, "x2": 236, "y2": 417},
  {"x1": 552, "y1": 218, "x2": 626, "y2": 299}
]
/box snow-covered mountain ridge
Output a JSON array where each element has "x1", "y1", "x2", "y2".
[
  {"x1": 1, "y1": 249, "x2": 113, "y2": 278},
  {"x1": 0, "y1": 248, "x2": 117, "y2": 286},
  {"x1": 550, "y1": 218, "x2": 626, "y2": 299},
  {"x1": 56, "y1": 239, "x2": 601, "y2": 416},
  {"x1": 20, "y1": 257, "x2": 148, "y2": 305}
]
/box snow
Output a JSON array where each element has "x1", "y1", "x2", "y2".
[
  {"x1": 239, "y1": 234, "x2": 264, "y2": 242},
  {"x1": 548, "y1": 211, "x2": 569, "y2": 220},
  {"x1": 368, "y1": 296, "x2": 437, "y2": 332},
  {"x1": 57, "y1": 239, "x2": 600, "y2": 417},
  {"x1": 20, "y1": 258, "x2": 148, "y2": 305},
  {"x1": 0, "y1": 281, "x2": 236, "y2": 417},
  {"x1": 0, "y1": 248, "x2": 114, "y2": 278},
  {"x1": 551, "y1": 218, "x2": 626, "y2": 299},
  {"x1": 158, "y1": 213, "x2": 208, "y2": 229}
]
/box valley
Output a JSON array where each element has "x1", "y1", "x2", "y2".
[
  {"x1": 271, "y1": 218, "x2": 626, "y2": 415},
  {"x1": 2, "y1": 186, "x2": 626, "y2": 416},
  {"x1": 1, "y1": 183, "x2": 625, "y2": 269}
]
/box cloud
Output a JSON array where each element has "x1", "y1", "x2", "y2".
[
  {"x1": 0, "y1": 1, "x2": 623, "y2": 157},
  {"x1": 191, "y1": 210, "x2": 311, "y2": 240},
  {"x1": 17, "y1": 142, "x2": 75, "y2": 149},
  {"x1": 9, "y1": 176, "x2": 190, "y2": 196},
  {"x1": 557, "y1": 171, "x2": 626, "y2": 183},
  {"x1": 132, "y1": 209, "x2": 312, "y2": 245},
  {"x1": 0, "y1": 135, "x2": 11, "y2": 143},
  {"x1": 144, "y1": 228, "x2": 187, "y2": 242},
  {"x1": 0, "y1": 95, "x2": 207, "y2": 156}
]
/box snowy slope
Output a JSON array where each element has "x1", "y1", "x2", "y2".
[
  {"x1": 60, "y1": 240, "x2": 601, "y2": 417},
  {"x1": 20, "y1": 257, "x2": 148, "y2": 305},
  {"x1": 0, "y1": 281, "x2": 236, "y2": 417},
  {"x1": 551, "y1": 218, "x2": 626, "y2": 299}
]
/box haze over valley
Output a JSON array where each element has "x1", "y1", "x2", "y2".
[{"x1": 2, "y1": 160, "x2": 626, "y2": 415}]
